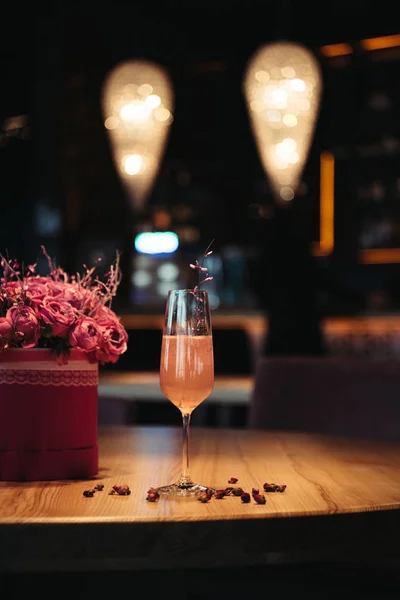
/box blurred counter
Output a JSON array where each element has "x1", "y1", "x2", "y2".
[
  {"x1": 99, "y1": 314, "x2": 400, "y2": 427},
  {"x1": 119, "y1": 312, "x2": 400, "y2": 360}
]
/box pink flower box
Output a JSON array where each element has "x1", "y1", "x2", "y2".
[
  {"x1": 0, "y1": 247, "x2": 129, "y2": 480},
  {"x1": 0, "y1": 348, "x2": 98, "y2": 481}
]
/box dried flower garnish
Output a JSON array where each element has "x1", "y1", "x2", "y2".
[
  {"x1": 146, "y1": 493, "x2": 159, "y2": 502},
  {"x1": 189, "y1": 239, "x2": 214, "y2": 300},
  {"x1": 146, "y1": 488, "x2": 160, "y2": 502},
  {"x1": 109, "y1": 484, "x2": 131, "y2": 495},
  {"x1": 263, "y1": 483, "x2": 287, "y2": 493},
  {"x1": 253, "y1": 493, "x2": 267, "y2": 505},
  {"x1": 83, "y1": 489, "x2": 95, "y2": 497},
  {"x1": 145, "y1": 478, "x2": 287, "y2": 505},
  {"x1": 197, "y1": 486, "x2": 215, "y2": 502},
  {"x1": 94, "y1": 484, "x2": 104, "y2": 491},
  {"x1": 188, "y1": 240, "x2": 215, "y2": 335},
  {"x1": 198, "y1": 493, "x2": 211, "y2": 503},
  {"x1": 228, "y1": 477, "x2": 238, "y2": 484},
  {"x1": 214, "y1": 489, "x2": 227, "y2": 499}
]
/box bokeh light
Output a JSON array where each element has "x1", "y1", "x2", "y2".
[
  {"x1": 243, "y1": 41, "x2": 322, "y2": 202},
  {"x1": 102, "y1": 60, "x2": 174, "y2": 212}
]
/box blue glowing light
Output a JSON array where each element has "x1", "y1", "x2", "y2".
[{"x1": 134, "y1": 231, "x2": 179, "y2": 255}]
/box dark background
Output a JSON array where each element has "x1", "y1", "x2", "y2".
[{"x1": 1, "y1": 0, "x2": 400, "y2": 315}]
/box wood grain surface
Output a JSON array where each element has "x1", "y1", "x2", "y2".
[{"x1": 1, "y1": 425, "x2": 400, "y2": 573}]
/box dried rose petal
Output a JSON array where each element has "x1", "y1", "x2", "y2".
[
  {"x1": 83, "y1": 489, "x2": 95, "y2": 497},
  {"x1": 146, "y1": 492, "x2": 159, "y2": 502},
  {"x1": 263, "y1": 482, "x2": 277, "y2": 492},
  {"x1": 241, "y1": 492, "x2": 251, "y2": 503},
  {"x1": 112, "y1": 484, "x2": 131, "y2": 495},
  {"x1": 146, "y1": 486, "x2": 160, "y2": 502},
  {"x1": 198, "y1": 493, "x2": 211, "y2": 503},
  {"x1": 231, "y1": 487, "x2": 244, "y2": 496},
  {"x1": 263, "y1": 482, "x2": 287, "y2": 493},
  {"x1": 214, "y1": 489, "x2": 226, "y2": 499},
  {"x1": 224, "y1": 487, "x2": 234, "y2": 495},
  {"x1": 253, "y1": 493, "x2": 267, "y2": 505},
  {"x1": 228, "y1": 477, "x2": 238, "y2": 484},
  {"x1": 251, "y1": 488, "x2": 259, "y2": 495},
  {"x1": 94, "y1": 484, "x2": 104, "y2": 491}
]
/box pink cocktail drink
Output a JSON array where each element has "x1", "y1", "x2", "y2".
[
  {"x1": 157, "y1": 285, "x2": 214, "y2": 496},
  {"x1": 160, "y1": 335, "x2": 214, "y2": 412}
]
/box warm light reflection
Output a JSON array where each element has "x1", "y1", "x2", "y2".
[
  {"x1": 360, "y1": 34, "x2": 400, "y2": 51},
  {"x1": 243, "y1": 41, "x2": 322, "y2": 202},
  {"x1": 320, "y1": 35, "x2": 400, "y2": 58},
  {"x1": 310, "y1": 152, "x2": 400, "y2": 263},
  {"x1": 359, "y1": 249, "x2": 400, "y2": 264},
  {"x1": 320, "y1": 43, "x2": 353, "y2": 57},
  {"x1": 313, "y1": 152, "x2": 334, "y2": 257},
  {"x1": 102, "y1": 60, "x2": 174, "y2": 212}
]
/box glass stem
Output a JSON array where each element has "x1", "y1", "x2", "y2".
[{"x1": 180, "y1": 412, "x2": 192, "y2": 485}]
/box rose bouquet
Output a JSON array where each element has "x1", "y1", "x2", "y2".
[{"x1": 0, "y1": 246, "x2": 128, "y2": 365}]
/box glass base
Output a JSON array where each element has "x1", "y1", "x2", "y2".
[{"x1": 157, "y1": 481, "x2": 208, "y2": 497}]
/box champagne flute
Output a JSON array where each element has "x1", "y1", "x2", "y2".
[{"x1": 158, "y1": 289, "x2": 214, "y2": 496}]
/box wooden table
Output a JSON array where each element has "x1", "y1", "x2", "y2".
[{"x1": 1, "y1": 425, "x2": 400, "y2": 576}]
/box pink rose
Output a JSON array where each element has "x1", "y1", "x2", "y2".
[
  {"x1": 95, "y1": 319, "x2": 128, "y2": 365},
  {"x1": 40, "y1": 296, "x2": 77, "y2": 337},
  {"x1": 59, "y1": 283, "x2": 92, "y2": 310},
  {"x1": 69, "y1": 317, "x2": 101, "y2": 353},
  {"x1": 6, "y1": 305, "x2": 40, "y2": 348},
  {"x1": 94, "y1": 305, "x2": 120, "y2": 325},
  {"x1": 23, "y1": 278, "x2": 48, "y2": 306},
  {"x1": 3, "y1": 281, "x2": 23, "y2": 300},
  {"x1": 45, "y1": 280, "x2": 67, "y2": 297},
  {"x1": 0, "y1": 317, "x2": 14, "y2": 350},
  {"x1": 26, "y1": 276, "x2": 50, "y2": 285}
]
